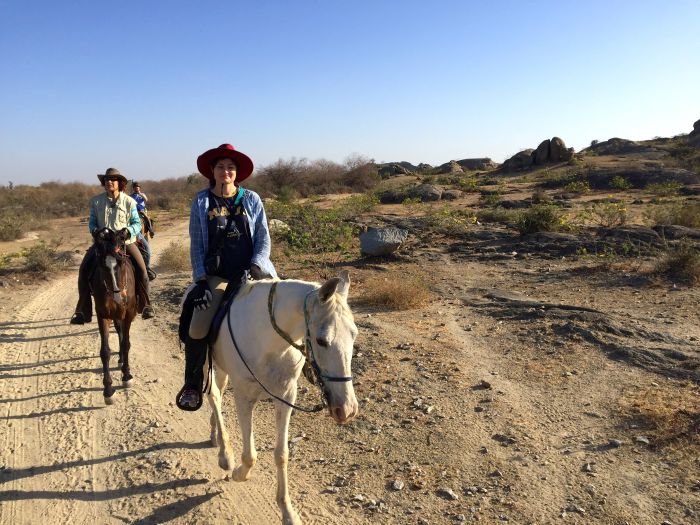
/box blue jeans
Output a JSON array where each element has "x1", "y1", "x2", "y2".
[{"x1": 138, "y1": 234, "x2": 151, "y2": 267}]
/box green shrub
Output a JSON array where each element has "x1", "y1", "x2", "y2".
[
  {"x1": 646, "y1": 182, "x2": 681, "y2": 196},
  {"x1": 610, "y1": 175, "x2": 632, "y2": 190},
  {"x1": 513, "y1": 204, "x2": 563, "y2": 235},
  {"x1": 401, "y1": 197, "x2": 422, "y2": 206},
  {"x1": 337, "y1": 193, "x2": 379, "y2": 217},
  {"x1": 476, "y1": 207, "x2": 515, "y2": 225},
  {"x1": 267, "y1": 201, "x2": 356, "y2": 253},
  {"x1": 587, "y1": 201, "x2": 628, "y2": 228},
  {"x1": 425, "y1": 206, "x2": 477, "y2": 234},
  {"x1": 479, "y1": 191, "x2": 502, "y2": 207},
  {"x1": 564, "y1": 180, "x2": 591, "y2": 194},
  {"x1": 458, "y1": 175, "x2": 479, "y2": 192}
]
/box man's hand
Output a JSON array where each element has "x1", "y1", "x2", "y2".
[{"x1": 189, "y1": 280, "x2": 212, "y2": 310}]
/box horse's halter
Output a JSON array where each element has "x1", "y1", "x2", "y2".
[{"x1": 95, "y1": 229, "x2": 128, "y2": 296}]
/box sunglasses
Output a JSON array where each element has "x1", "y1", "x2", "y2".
[{"x1": 104, "y1": 177, "x2": 120, "y2": 183}]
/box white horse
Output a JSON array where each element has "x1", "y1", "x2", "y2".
[{"x1": 206, "y1": 270, "x2": 359, "y2": 525}]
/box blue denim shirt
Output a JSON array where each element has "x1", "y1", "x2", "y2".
[{"x1": 189, "y1": 187, "x2": 277, "y2": 282}]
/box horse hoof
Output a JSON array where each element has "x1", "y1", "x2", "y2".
[
  {"x1": 123, "y1": 378, "x2": 134, "y2": 387},
  {"x1": 231, "y1": 465, "x2": 250, "y2": 481},
  {"x1": 218, "y1": 453, "x2": 234, "y2": 471},
  {"x1": 104, "y1": 395, "x2": 115, "y2": 406}
]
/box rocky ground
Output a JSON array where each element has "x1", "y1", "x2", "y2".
[{"x1": 1, "y1": 143, "x2": 699, "y2": 524}]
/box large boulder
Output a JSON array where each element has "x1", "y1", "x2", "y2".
[
  {"x1": 456, "y1": 158, "x2": 498, "y2": 170},
  {"x1": 441, "y1": 189, "x2": 464, "y2": 200},
  {"x1": 408, "y1": 184, "x2": 442, "y2": 202},
  {"x1": 268, "y1": 218, "x2": 290, "y2": 234},
  {"x1": 378, "y1": 163, "x2": 413, "y2": 178},
  {"x1": 690, "y1": 118, "x2": 700, "y2": 137},
  {"x1": 549, "y1": 137, "x2": 572, "y2": 161},
  {"x1": 534, "y1": 139, "x2": 550, "y2": 165},
  {"x1": 502, "y1": 149, "x2": 535, "y2": 171},
  {"x1": 360, "y1": 227, "x2": 409, "y2": 256},
  {"x1": 437, "y1": 160, "x2": 464, "y2": 174}
]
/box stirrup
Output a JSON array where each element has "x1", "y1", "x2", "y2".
[{"x1": 176, "y1": 386, "x2": 202, "y2": 411}]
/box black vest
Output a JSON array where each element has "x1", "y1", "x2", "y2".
[{"x1": 206, "y1": 190, "x2": 253, "y2": 281}]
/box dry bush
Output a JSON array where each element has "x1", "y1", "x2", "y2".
[
  {"x1": 247, "y1": 157, "x2": 379, "y2": 199},
  {"x1": 157, "y1": 241, "x2": 190, "y2": 273},
  {"x1": 22, "y1": 240, "x2": 72, "y2": 273},
  {"x1": 357, "y1": 275, "x2": 431, "y2": 310},
  {"x1": 655, "y1": 241, "x2": 700, "y2": 284},
  {"x1": 620, "y1": 384, "x2": 700, "y2": 448},
  {"x1": 644, "y1": 201, "x2": 700, "y2": 228}
]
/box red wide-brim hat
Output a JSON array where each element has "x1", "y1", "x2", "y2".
[{"x1": 196, "y1": 144, "x2": 254, "y2": 182}]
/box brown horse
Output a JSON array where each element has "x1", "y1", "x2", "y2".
[
  {"x1": 139, "y1": 211, "x2": 154, "y2": 240},
  {"x1": 90, "y1": 228, "x2": 138, "y2": 404}
]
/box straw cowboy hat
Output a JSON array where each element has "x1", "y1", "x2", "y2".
[
  {"x1": 97, "y1": 167, "x2": 128, "y2": 185},
  {"x1": 196, "y1": 143, "x2": 254, "y2": 182}
]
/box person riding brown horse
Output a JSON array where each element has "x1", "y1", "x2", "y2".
[
  {"x1": 90, "y1": 227, "x2": 138, "y2": 403},
  {"x1": 70, "y1": 168, "x2": 155, "y2": 324}
]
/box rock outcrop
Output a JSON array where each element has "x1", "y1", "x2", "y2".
[
  {"x1": 501, "y1": 137, "x2": 574, "y2": 172},
  {"x1": 437, "y1": 161, "x2": 464, "y2": 174}
]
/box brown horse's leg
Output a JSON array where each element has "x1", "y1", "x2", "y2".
[
  {"x1": 119, "y1": 318, "x2": 133, "y2": 385},
  {"x1": 98, "y1": 317, "x2": 115, "y2": 404}
]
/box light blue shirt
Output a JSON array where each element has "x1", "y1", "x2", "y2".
[
  {"x1": 88, "y1": 192, "x2": 141, "y2": 244},
  {"x1": 189, "y1": 187, "x2": 277, "y2": 282}
]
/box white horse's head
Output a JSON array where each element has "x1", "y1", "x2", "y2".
[{"x1": 307, "y1": 270, "x2": 359, "y2": 424}]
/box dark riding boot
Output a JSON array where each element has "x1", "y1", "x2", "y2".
[
  {"x1": 126, "y1": 243, "x2": 155, "y2": 319},
  {"x1": 176, "y1": 337, "x2": 208, "y2": 411},
  {"x1": 71, "y1": 247, "x2": 95, "y2": 324}
]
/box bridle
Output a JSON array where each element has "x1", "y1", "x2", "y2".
[
  {"x1": 226, "y1": 281, "x2": 353, "y2": 413},
  {"x1": 96, "y1": 230, "x2": 128, "y2": 296}
]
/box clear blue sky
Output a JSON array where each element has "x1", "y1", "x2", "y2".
[{"x1": 1, "y1": 0, "x2": 699, "y2": 186}]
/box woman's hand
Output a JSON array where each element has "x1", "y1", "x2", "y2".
[
  {"x1": 189, "y1": 280, "x2": 212, "y2": 310},
  {"x1": 249, "y1": 264, "x2": 269, "y2": 280}
]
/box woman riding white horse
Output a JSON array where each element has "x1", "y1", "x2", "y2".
[{"x1": 177, "y1": 143, "x2": 276, "y2": 410}]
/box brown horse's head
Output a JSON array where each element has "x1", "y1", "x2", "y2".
[
  {"x1": 92, "y1": 228, "x2": 131, "y2": 303},
  {"x1": 92, "y1": 228, "x2": 129, "y2": 263}
]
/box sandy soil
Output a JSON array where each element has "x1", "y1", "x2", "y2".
[{"x1": 1, "y1": 208, "x2": 699, "y2": 524}]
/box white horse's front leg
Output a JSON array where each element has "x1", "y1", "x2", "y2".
[
  {"x1": 275, "y1": 398, "x2": 301, "y2": 525},
  {"x1": 231, "y1": 395, "x2": 257, "y2": 482},
  {"x1": 209, "y1": 369, "x2": 229, "y2": 447},
  {"x1": 206, "y1": 368, "x2": 234, "y2": 471}
]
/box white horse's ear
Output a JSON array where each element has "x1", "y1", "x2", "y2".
[
  {"x1": 319, "y1": 277, "x2": 341, "y2": 303},
  {"x1": 337, "y1": 270, "x2": 350, "y2": 299}
]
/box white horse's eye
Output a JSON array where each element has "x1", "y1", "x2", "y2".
[{"x1": 316, "y1": 337, "x2": 329, "y2": 347}]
